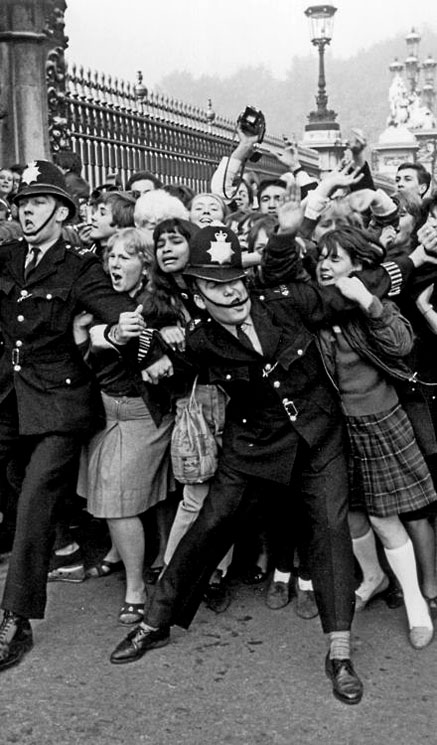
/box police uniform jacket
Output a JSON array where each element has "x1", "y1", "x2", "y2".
[
  {"x1": 0, "y1": 237, "x2": 136, "y2": 435},
  {"x1": 185, "y1": 284, "x2": 359, "y2": 486}
]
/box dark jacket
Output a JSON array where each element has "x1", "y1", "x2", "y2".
[{"x1": 0, "y1": 236, "x2": 136, "y2": 435}]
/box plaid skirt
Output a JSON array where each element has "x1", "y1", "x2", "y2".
[
  {"x1": 78, "y1": 393, "x2": 175, "y2": 518},
  {"x1": 347, "y1": 403, "x2": 437, "y2": 517}
]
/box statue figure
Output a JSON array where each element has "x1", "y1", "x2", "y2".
[{"x1": 386, "y1": 73, "x2": 410, "y2": 127}]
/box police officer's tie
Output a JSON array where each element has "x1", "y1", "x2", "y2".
[
  {"x1": 236, "y1": 323, "x2": 255, "y2": 351},
  {"x1": 24, "y1": 247, "x2": 41, "y2": 281}
]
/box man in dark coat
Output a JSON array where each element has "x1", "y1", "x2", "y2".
[
  {"x1": 110, "y1": 225, "x2": 366, "y2": 705},
  {"x1": 0, "y1": 160, "x2": 144, "y2": 672}
]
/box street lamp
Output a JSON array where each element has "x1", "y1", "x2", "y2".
[{"x1": 304, "y1": 4, "x2": 337, "y2": 123}]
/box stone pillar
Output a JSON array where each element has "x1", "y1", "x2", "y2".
[{"x1": 0, "y1": 0, "x2": 67, "y2": 166}]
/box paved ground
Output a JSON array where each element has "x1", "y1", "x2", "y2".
[{"x1": 0, "y1": 546, "x2": 436, "y2": 745}]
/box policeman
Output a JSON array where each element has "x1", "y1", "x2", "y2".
[
  {"x1": 111, "y1": 226, "x2": 363, "y2": 705},
  {"x1": 0, "y1": 160, "x2": 143, "y2": 672}
]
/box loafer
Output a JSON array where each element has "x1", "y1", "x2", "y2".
[
  {"x1": 110, "y1": 624, "x2": 170, "y2": 665},
  {"x1": 203, "y1": 578, "x2": 232, "y2": 614},
  {"x1": 325, "y1": 654, "x2": 363, "y2": 705},
  {"x1": 0, "y1": 611, "x2": 33, "y2": 673},
  {"x1": 295, "y1": 585, "x2": 319, "y2": 619},
  {"x1": 409, "y1": 625, "x2": 434, "y2": 650},
  {"x1": 265, "y1": 579, "x2": 291, "y2": 610}
]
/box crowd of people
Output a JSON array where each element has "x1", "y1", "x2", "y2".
[{"x1": 1, "y1": 125, "x2": 437, "y2": 706}]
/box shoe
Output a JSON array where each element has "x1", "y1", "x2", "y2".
[
  {"x1": 203, "y1": 575, "x2": 232, "y2": 613},
  {"x1": 48, "y1": 548, "x2": 86, "y2": 583},
  {"x1": 295, "y1": 584, "x2": 319, "y2": 619},
  {"x1": 118, "y1": 603, "x2": 145, "y2": 626},
  {"x1": 242, "y1": 566, "x2": 267, "y2": 585},
  {"x1": 383, "y1": 582, "x2": 404, "y2": 609},
  {"x1": 325, "y1": 654, "x2": 363, "y2": 705},
  {"x1": 0, "y1": 611, "x2": 33, "y2": 672},
  {"x1": 85, "y1": 559, "x2": 124, "y2": 578},
  {"x1": 144, "y1": 566, "x2": 163, "y2": 585},
  {"x1": 409, "y1": 625, "x2": 434, "y2": 649},
  {"x1": 354, "y1": 575, "x2": 389, "y2": 612},
  {"x1": 265, "y1": 579, "x2": 291, "y2": 610},
  {"x1": 110, "y1": 624, "x2": 170, "y2": 665}
]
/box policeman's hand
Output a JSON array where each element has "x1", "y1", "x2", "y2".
[
  {"x1": 335, "y1": 276, "x2": 374, "y2": 311},
  {"x1": 277, "y1": 181, "x2": 304, "y2": 235},
  {"x1": 141, "y1": 354, "x2": 174, "y2": 384},
  {"x1": 116, "y1": 304, "x2": 146, "y2": 343},
  {"x1": 159, "y1": 325, "x2": 186, "y2": 352}
]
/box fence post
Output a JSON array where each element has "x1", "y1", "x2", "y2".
[{"x1": 0, "y1": 0, "x2": 68, "y2": 166}]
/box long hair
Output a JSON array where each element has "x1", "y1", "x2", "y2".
[
  {"x1": 141, "y1": 218, "x2": 198, "y2": 324},
  {"x1": 317, "y1": 226, "x2": 386, "y2": 266}
]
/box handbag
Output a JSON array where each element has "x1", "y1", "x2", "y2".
[{"x1": 171, "y1": 377, "x2": 218, "y2": 484}]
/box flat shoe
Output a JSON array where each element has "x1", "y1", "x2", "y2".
[
  {"x1": 118, "y1": 603, "x2": 145, "y2": 626},
  {"x1": 86, "y1": 559, "x2": 123, "y2": 578},
  {"x1": 355, "y1": 575, "x2": 389, "y2": 612},
  {"x1": 325, "y1": 654, "x2": 363, "y2": 705},
  {"x1": 409, "y1": 625, "x2": 434, "y2": 649},
  {"x1": 110, "y1": 624, "x2": 170, "y2": 664},
  {"x1": 242, "y1": 566, "x2": 267, "y2": 585}
]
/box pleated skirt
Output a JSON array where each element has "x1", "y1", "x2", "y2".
[
  {"x1": 347, "y1": 403, "x2": 437, "y2": 517},
  {"x1": 78, "y1": 392, "x2": 174, "y2": 518}
]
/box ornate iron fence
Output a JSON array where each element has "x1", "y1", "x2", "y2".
[{"x1": 63, "y1": 65, "x2": 320, "y2": 192}]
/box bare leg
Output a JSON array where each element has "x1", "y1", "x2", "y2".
[
  {"x1": 107, "y1": 516, "x2": 145, "y2": 605},
  {"x1": 404, "y1": 517, "x2": 437, "y2": 599}
]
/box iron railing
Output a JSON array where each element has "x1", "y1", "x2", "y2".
[{"x1": 65, "y1": 65, "x2": 320, "y2": 192}]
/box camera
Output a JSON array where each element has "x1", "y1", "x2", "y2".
[{"x1": 237, "y1": 106, "x2": 266, "y2": 144}]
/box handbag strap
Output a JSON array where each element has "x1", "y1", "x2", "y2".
[{"x1": 189, "y1": 375, "x2": 199, "y2": 407}]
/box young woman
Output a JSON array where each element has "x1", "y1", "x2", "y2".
[
  {"x1": 316, "y1": 227, "x2": 436, "y2": 648},
  {"x1": 143, "y1": 218, "x2": 232, "y2": 611},
  {"x1": 77, "y1": 228, "x2": 175, "y2": 625}
]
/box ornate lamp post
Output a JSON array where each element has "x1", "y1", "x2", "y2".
[
  {"x1": 304, "y1": 4, "x2": 338, "y2": 124},
  {"x1": 302, "y1": 4, "x2": 342, "y2": 174}
]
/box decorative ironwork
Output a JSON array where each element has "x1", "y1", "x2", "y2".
[
  {"x1": 44, "y1": 0, "x2": 70, "y2": 152},
  {"x1": 63, "y1": 63, "x2": 295, "y2": 191}
]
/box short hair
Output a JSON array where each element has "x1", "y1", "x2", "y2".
[
  {"x1": 317, "y1": 226, "x2": 386, "y2": 266},
  {"x1": 53, "y1": 150, "x2": 83, "y2": 175},
  {"x1": 163, "y1": 183, "x2": 195, "y2": 209},
  {"x1": 397, "y1": 162, "x2": 431, "y2": 190},
  {"x1": 258, "y1": 178, "x2": 287, "y2": 199},
  {"x1": 126, "y1": 170, "x2": 163, "y2": 191},
  {"x1": 134, "y1": 189, "x2": 188, "y2": 228},
  {"x1": 99, "y1": 191, "x2": 136, "y2": 228},
  {"x1": 103, "y1": 227, "x2": 151, "y2": 273}
]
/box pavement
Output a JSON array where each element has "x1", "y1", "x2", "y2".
[{"x1": 0, "y1": 546, "x2": 436, "y2": 745}]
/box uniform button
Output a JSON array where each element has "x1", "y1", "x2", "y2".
[
  {"x1": 242, "y1": 418, "x2": 247, "y2": 424},
  {"x1": 226, "y1": 374, "x2": 232, "y2": 380},
  {"x1": 259, "y1": 295, "x2": 265, "y2": 301},
  {"x1": 65, "y1": 378, "x2": 71, "y2": 385},
  {"x1": 297, "y1": 349, "x2": 303, "y2": 356},
  {"x1": 13, "y1": 365, "x2": 21, "y2": 372},
  {"x1": 20, "y1": 290, "x2": 28, "y2": 298},
  {"x1": 17, "y1": 315, "x2": 24, "y2": 322},
  {"x1": 273, "y1": 380, "x2": 280, "y2": 388},
  {"x1": 248, "y1": 443, "x2": 254, "y2": 447},
  {"x1": 265, "y1": 363, "x2": 272, "y2": 371},
  {"x1": 15, "y1": 340, "x2": 23, "y2": 347},
  {"x1": 46, "y1": 293, "x2": 53, "y2": 300}
]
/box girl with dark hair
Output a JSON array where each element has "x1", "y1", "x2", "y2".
[
  {"x1": 145, "y1": 218, "x2": 232, "y2": 610},
  {"x1": 315, "y1": 227, "x2": 436, "y2": 648}
]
